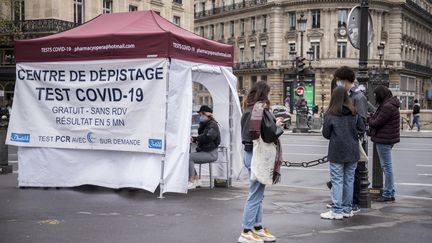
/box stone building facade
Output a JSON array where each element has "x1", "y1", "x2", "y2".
[
  {"x1": 0, "y1": 0, "x2": 193, "y2": 104},
  {"x1": 194, "y1": 0, "x2": 432, "y2": 112}
]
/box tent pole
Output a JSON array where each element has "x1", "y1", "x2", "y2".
[
  {"x1": 228, "y1": 90, "x2": 233, "y2": 187},
  {"x1": 158, "y1": 59, "x2": 170, "y2": 199}
]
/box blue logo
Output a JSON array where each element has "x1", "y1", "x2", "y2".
[
  {"x1": 87, "y1": 132, "x2": 96, "y2": 144},
  {"x1": 148, "y1": 139, "x2": 163, "y2": 149},
  {"x1": 11, "y1": 133, "x2": 30, "y2": 143}
]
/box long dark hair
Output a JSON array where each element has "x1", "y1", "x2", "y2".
[
  {"x1": 243, "y1": 81, "x2": 270, "y2": 108},
  {"x1": 374, "y1": 85, "x2": 393, "y2": 105},
  {"x1": 327, "y1": 86, "x2": 357, "y2": 116}
]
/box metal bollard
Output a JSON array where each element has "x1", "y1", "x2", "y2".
[{"x1": 0, "y1": 115, "x2": 12, "y2": 174}]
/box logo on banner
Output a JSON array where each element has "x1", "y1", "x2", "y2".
[
  {"x1": 148, "y1": 139, "x2": 163, "y2": 149},
  {"x1": 87, "y1": 132, "x2": 96, "y2": 144},
  {"x1": 10, "y1": 133, "x2": 30, "y2": 143}
]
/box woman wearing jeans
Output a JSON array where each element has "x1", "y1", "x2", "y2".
[
  {"x1": 321, "y1": 86, "x2": 365, "y2": 220},
  {"x1": 238, "y1": 81, "x2": 284, "y2": 243},
  {"x1": 368, "y1": 85, "x2": 400, "y2": 202}
]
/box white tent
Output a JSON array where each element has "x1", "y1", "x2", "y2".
[{"x1": 8, "y1": 11, "x2": 243, "y2": 195}]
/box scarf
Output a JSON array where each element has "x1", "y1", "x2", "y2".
[
  {"x1": 249, "y1": 101, "x2": 266, "y2": 140},
  {"x1": 273, "y1": 139, "x2": 282, "y2": 184}
]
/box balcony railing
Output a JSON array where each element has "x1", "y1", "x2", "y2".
[
  {"x1": 195, "y1": 0, "x2": 268, "y2": 19},
  {"x1": 234, "y1": 61, "x2": 267, "y2": 70},
  {"x1": 0, "y1": 19, "x2": 76, "y2": 35},
  {"x1": 404, "y1": 61, "x2": 432, "y2": 75}
]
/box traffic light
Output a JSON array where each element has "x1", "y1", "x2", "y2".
[{"x1": 296, "y1": 57, "x2": 306, "y2": 72}]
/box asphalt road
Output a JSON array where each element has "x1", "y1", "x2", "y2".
[{"x1": 279, "y1": 134, "x2": 432, "y2": 199}]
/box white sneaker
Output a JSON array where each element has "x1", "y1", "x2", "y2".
[
  {"x1": 320, "y1": 211, "x2": 343, "y2": 220},
  {"x1": 253, "y1": 227, "x2": 276, "y2": 242},
  {"x1": 238, "y1": 231, "x2": 264, "y2": 243},
  {"x1": 194, "y1": 179, "x2": 202, "y2": 188},
  {"x1": 187, "y1": 181, "x2": 196, "y2": 190},
  {"x1": 326, "y1": 203, "x2": 333, "y2": 209},
  {"x1": 342, "y1": 211, "x2": 354, "y2": 218}
]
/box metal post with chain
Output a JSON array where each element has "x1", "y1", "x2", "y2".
[{"x1": 282, "y1": 156, "x2": 329, "y2": 168}]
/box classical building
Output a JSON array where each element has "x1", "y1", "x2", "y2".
[
  {"x1": 0, "y1": 0, "x2": 193, "y2": 105},
  {"x1": 194, "y1": 0, "x2": 432, "y2": 112}
]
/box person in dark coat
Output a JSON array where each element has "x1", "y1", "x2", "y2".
[
  {"x1": 368, "y1": 85, "x2": 400, "y2": 202},
  {"x1": 321, "y1": 86, "x2": 365, "y2": 220},
  {"x1": 188, "y1": 105, "x2": 221, "y2": 189}
]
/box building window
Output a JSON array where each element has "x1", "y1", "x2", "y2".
[
  {"x1": 201, "y1": 2, "x2": 205, "y2": 13},
  {"x1": 400, "y1": 75, "x2": 416, "y2": 92},
  {"x1": 238, "y1": 76, "x2": 244, "y2": 89},
  {"x1": 220, "y1": 23, "x2": 225, "y2": 39},
  {"x1": 230, "y1": 21, "x2": 235, "y2": 37},
  {"x1": 173, "y1": 0, "x2": 183, "y2": 4},
  {"x1": 251, "y1": 76, "x2": 257, "y2": 86},
  {"x1": 337, "y1": 42, "x2": 347, "y2": 58},
  {"x1": 74, "y1": 0, "x2": 85, "y2": 24},
  {"x1": 199, "y1": 27, "x2": 204, "y2": 36},
  {"x1": 289, "y1": 43, "x2": 296, "y2": 52},
  {"x1": 1, "y1": 49, "x2": 15, "y2": 65},
  {"x1": 288, "y1": 12, "x2": 296, "y2": 30},
  {"x1": 337, "y1": 9, "x2": 348, "y2": 28},
  {"x1": 102, "y1": 0, "x2": 112, "y2": 13},
  {"x1": 261, "y1": 75, "x2": 267, "y2": 81},
  {"x1": 173, "y1": 16, "x2": 181, "y2": 26},
  {"x1": 250, "y1": 46, "x2": 255, "y2": 62},
  {"x1": 210, "y1": 25, "x2": 215, "y2": 39},
  {"x1": 381, "y1": 13, "x2": 385, "y2": 31},
  {"x1": 239, "y1": 48, "x2": 244, "y2": 62},
  {"x1": 262, "y1": 15, "x2": 267, "y2": 32},
  {"x1": 312, "y1": 10, "x2": 320, "y2": 29},
  {"x1": 129, "y1": 5, "x2": 138, "y2": 11},
  {"x1": 251, "y1": 17, "x2": 256, "y2": 34},
  {"x1": 311, "y1": 42, "x2": 320, "y2": 60},
  {"x1": 240, "y1": 19, "x2": 245, "y2": 36},
  {"x1": 13, "y1": 0, "x2": 25, "y2": 21}
]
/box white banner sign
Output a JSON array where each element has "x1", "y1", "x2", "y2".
[{"x1": 7, "y1": 58, "x2": 167, "y2": 153}]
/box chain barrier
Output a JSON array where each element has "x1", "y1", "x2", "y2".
[{"x1": 282, "y1": 156, "x2": 328, "y2": 168}]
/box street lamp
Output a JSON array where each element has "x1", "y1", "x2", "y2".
[{"x1": 297, "y1": 13, "x2": 307, "y2": 57}]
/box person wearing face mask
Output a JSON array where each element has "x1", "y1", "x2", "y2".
[
  {"x1": 188, "y1": 105, "x2": 221, "y2": 189},
  {"x1": 326, "y1": 66, "x2": 368, "y2": 214}
]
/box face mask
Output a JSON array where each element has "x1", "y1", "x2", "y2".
[{"x1": 199, "y1": 116, "x2": 208, "y2": 123}]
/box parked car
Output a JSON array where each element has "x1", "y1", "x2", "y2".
[{"x1": 271, "y1": 105, "x2": 292, "y2": 129}]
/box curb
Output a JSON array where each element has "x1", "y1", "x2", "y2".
[{"x1": 283, "y1": 130, "x2": 432, "y2": 138}]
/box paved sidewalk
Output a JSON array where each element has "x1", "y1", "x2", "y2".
[{"x1": 1, "y1": 174, "x2": 431, "y2": 243}]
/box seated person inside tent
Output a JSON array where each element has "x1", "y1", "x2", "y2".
[{"x1": 188, "y1": 105, "x2": 221, "y2": 189}]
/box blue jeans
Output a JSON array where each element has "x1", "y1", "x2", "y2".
[
  {"x1": 329, "y1": 161, "x2": 357, "y2": 214},
  {"x1": 376, "y1": 143, "x2": 395, "y2": 198},
  {"x1": 242, "y1": 150, "x2": 265, "y2": 229},
  {"x1": 412, "y1": 116, "x2": 420, "y2": 130}
]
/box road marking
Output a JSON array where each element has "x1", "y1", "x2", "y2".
[
  {"x1": 416, "y1": 165, "x2": 432, "y2": 167},
  {"x1": 396, "y1": 182, "x2": 432, "y2": 187},
  {"x1": 418, "y1": 174, "x2": 432, "y2": 176},
  {"x1": 8, "y1": 161, "x2": 18, "y2": 164}
]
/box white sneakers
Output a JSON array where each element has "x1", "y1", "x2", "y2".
[
  {"x1": 187, "y1": 179, "x2": 202, "y2": 190},
  {"x1": 320, "y1": 211, "x2": 343, "y2": 220},
  {"x1": 238, "y1": 228, "x2": 276, "y2": 243},
  {"x1": 253, "y1": 228, "x2": 276, "y2": 242},
  {"x1": 342, "y1": 211, "x2": 354, "y2": 218},
  {"x1": 238, "y1": 231, "x2": 263, "y2": 243}
]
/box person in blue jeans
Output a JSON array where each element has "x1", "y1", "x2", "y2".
[
  {"x1": 321, "y1": 86, "x2": 365, "y2": 220},
  {"x1": 368, "y1": 85, "x2": 400, "y2": 202},
  {"x1": 238, "y1": 81, "x2": 284, "y2": 243}
]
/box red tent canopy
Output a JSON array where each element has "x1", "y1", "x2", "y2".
[{"x1": 15, "y1": 11, "x2": 234, "y2": 66}]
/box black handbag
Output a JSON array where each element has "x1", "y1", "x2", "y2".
[{"x1": 261, "y1": 109, "x2": 284, "y2": 143}]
